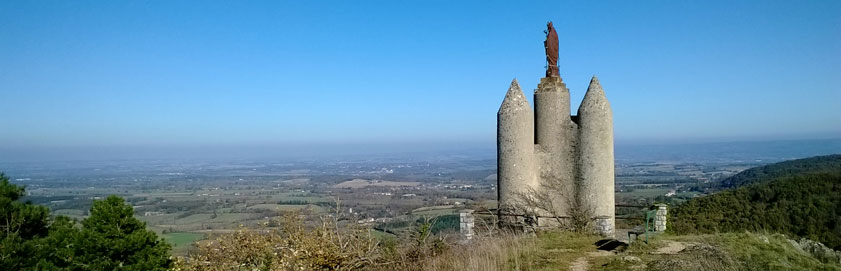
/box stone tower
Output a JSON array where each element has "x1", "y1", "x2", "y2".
[{"x1": 497, "y1": 24, "x2": 614, "y2": 236}]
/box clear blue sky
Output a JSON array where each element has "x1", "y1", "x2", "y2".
[{"x1": 2, "y1": 0, "x2": 840, "y2": 156}]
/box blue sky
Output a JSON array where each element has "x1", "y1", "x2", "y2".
[{"x1": 1, "y1": 0, "x2": 840, "y2": 155}]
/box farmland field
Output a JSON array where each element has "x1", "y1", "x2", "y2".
[{"x1": 162, "y1": 232, "x2": 205, "y2": 254}]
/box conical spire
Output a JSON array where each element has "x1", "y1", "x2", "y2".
[
  {"x1": 505, "y1": 78, "x2": 524, "y2": 98},
  {"x1": 578, "y1": 75, "x2": 610, "y2": 115},
  {"x1": 587, "y1": 75, "x2": 602, "y2": 94},
  {"x1": 500, "y1": 78, "x2": 530, "y2": 111}
]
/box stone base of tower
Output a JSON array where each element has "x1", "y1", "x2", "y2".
[
  {"x1": 497, "y1": 213, "x2": 574, "y2": 233},
  {"x1": 593, "y1": 216, "x2": 615, "y2": 237},
  {"x1": 497, "y1": 212, "x2": 534, "y2": 233},
  {"x1": 497, "y1": 214, "x2": 614, "y2": 236}
]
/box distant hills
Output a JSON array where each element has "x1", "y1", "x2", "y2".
[
  {"x1": 670, "y1": 154, "x2": 841, "y2": 250},
  {"x1": 719, "y1": 154, "x2": 841, "y2": 188},
  {"x1": 615, "y1": 138, "x2": 841, "y2": 164}
]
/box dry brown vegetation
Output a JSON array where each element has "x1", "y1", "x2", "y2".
[
  {"x1": 404, "y1": 233, "x2": 538, "y2": 271},
  {"x1": 172, "y1": 207, "x2": 606, "y2": 271},
  {"x1": 172, "y1": 204, "x2": 551, "y2": 271},
  {"x1": 173, "y1": 213, "x2": 380, "y2": 271}
]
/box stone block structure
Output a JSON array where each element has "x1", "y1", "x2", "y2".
[
  {"x1": 497, "y1": 24, "x2": 614, "y2": 236},
  {"x1": 459, "y1": 209, "x2": 475, "y2": 240},
  {"x1": 654, "y1": 204, "x2": 668, "y2": 232}
]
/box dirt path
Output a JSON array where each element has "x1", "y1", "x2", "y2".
[
  {"x1": 569, "y1": 251, "x2": 613, "y2": 271},
  {"x1": 567, "y1": 240, "x2": 695, "y2": 270},
  {"x1": 570, "y1": 257, "x2": 588, "y2": 271},
  {"x1": 652, "y1": 240, "x2": 689, "y2": 254}
]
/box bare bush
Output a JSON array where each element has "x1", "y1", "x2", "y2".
[
  {"x1": 174, "y1": 211, "x2": 380, "y2": 271},
  {"x1": 514, "y1": 175, "x2": 594, "y2": 233}
]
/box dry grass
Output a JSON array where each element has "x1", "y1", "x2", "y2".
[
  {"x1": 596, "y1": 232, "x2": 841, "y2": 271},
  {"x1": 420, "y1": 233, "x2": 538, "y2": 271},
  {"x1": 173, "y1": 213, "x2": 380, "y2": 271},
  {"x1": 386, "y1": 230, "x2": 603, "y2": 271}
]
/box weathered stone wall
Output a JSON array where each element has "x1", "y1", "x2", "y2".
[{"x1": 534, "y1": 76, "x2": 575, "y2": 219}]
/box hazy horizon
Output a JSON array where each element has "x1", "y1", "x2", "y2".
[{"x1": 2, "y1": 137, "x2": 840, "y2": 164}]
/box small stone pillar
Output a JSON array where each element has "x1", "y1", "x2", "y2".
[
  {"x1": 460, "y1": 210, "x2": 475, "y2": 240},
  {"x1": 654, "y1": 204, "x2": 668, "y2": 232},
  {"x1": 593, "y1": 215, "x2": 614, "y2": 237}
]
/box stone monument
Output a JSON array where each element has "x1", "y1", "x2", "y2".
[{"x1": 497, "y1": 22, "x2": 615, "y2": 236}]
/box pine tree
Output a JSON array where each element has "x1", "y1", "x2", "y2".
[
  {"x1": 0, "y1": 173, "x2": 173, "y2": 270},
  {"x1": 0, "y1": 172, "x2": 51, "y2": 270},
  {"x1": 75, "y1": 195, "x2": 172, "y2": 270}
]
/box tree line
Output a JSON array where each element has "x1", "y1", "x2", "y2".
[
  {"x1": 670, "y1": 164, "x2": 841, "y2": 250},
  {"x1": 719, "y1": 154, "x2": 841, "y2": 188},
  {"x1": 0, "y1": 173, "x2": 171, "y2": 270}
]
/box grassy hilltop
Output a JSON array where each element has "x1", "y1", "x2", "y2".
[{"x1": 414, "y1": 231, "x2": 840, "y2": 271}]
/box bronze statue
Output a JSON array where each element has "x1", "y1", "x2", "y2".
[{"x1": 544, "y1": 21, "x2": 559, "y2": 77}]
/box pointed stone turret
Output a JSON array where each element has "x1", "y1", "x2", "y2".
[
  {"x1": 499, "y1": 79, "x2": 530, "y2": 112},
  {"x1": 576, "y1": 75, "x2": 615, "y2": 236},
  {"x1": 578, "y1": 76, "x2": 610, "y2": 113},
  {"x1": 497, "y1": 79, "x2": 537, "y2": 220}
]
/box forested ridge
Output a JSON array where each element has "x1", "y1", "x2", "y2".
[
  {"x1": 720, "y1": 154, "x2": 841, "y2": 188},
  {"x1": 670, "y1": 155, "x2": 841, "y2": 250}
]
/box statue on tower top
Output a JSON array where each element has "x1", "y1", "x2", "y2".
[{"x1": 544, "y1": 21, "x2": 559, "y2": 77}]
